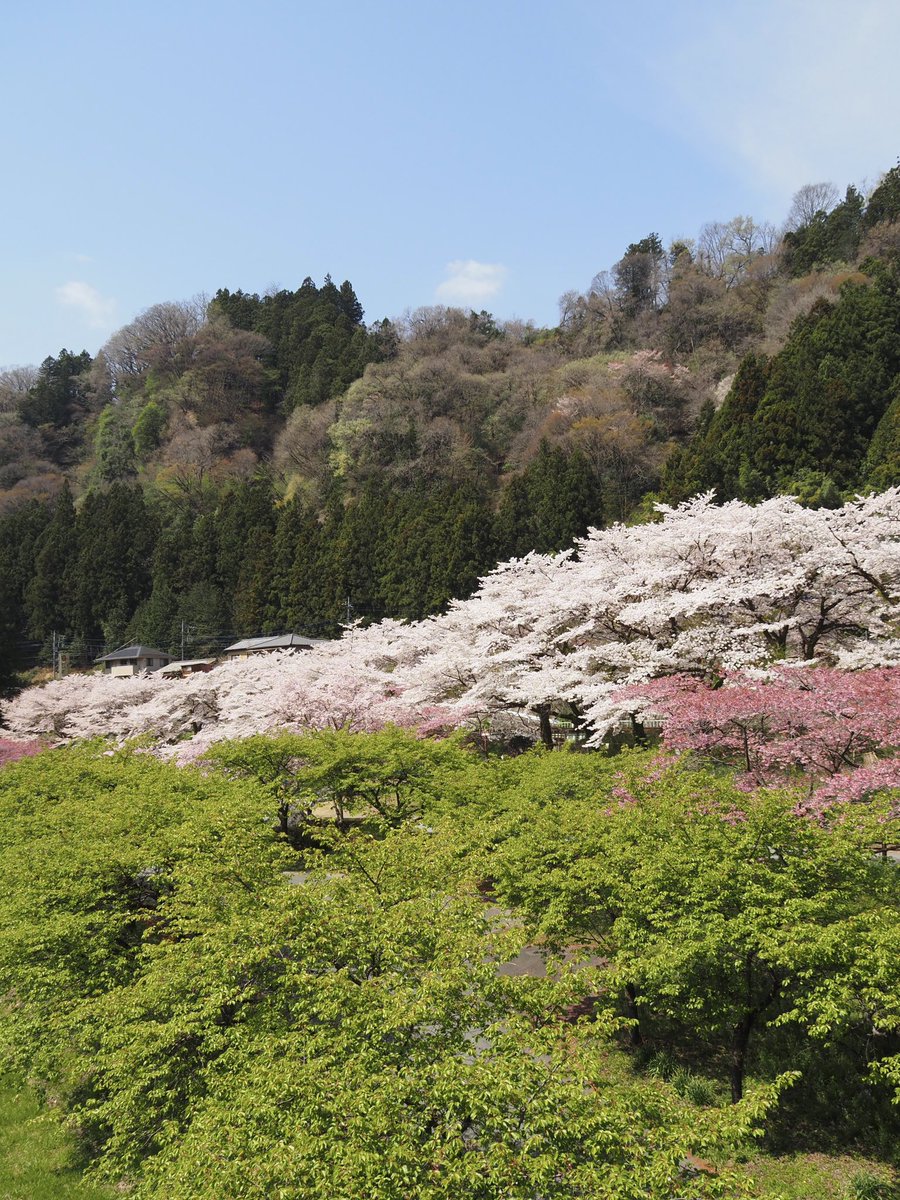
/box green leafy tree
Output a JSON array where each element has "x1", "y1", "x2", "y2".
[
  {"x1": 493, "y1": 756, "x2": 897, "y2": 1105},
  {"x1": 208, "y1": 726, "x2": 471, "y2": 828},
  {"x1": 132, "y1": 399, "x2": 168, "y2": 459}
]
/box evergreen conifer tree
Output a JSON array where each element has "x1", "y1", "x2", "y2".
[{"x1": 25, "y1": 482, "x2": 77, "y2": 640}]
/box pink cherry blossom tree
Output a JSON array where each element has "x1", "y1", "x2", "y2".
[{"x1": 617, "y1": 666, "x2": 900, "y2": 814}]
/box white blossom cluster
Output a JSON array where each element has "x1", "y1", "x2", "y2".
[{"x1": 9, "y1": 490, "x2": 900, "y2": 751}]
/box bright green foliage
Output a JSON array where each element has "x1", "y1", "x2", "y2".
[
  {"x1": 131, "y1": 400, "x2": 167, "y2": 460},
  {"x1": 777, "y1": 894, "x2": 900, "y2": 1104},
  {"x1": 779, "y1": 469, "x2": 845, "y2": 509},
  {"x1": 110, "y1": 829, "x2": 768, "y2": 1199},
  {"x1": 0, "y1": 745, "x2": 288, "y2": 1086},
  {"x1": 205, "y1": 726, "x2": 472, "y2": 830},
  {"x1": 0, "y1": 743, "x2": 784, "y2": 1198},
  {"x1": 491, "y1": 756, "x2": 900, "y2": 1105},
  {"x1": 94, "y1": 404, "x2": 137, "y2": 484}
]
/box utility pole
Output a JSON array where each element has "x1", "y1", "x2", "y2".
[
  {"x1": 51, "y1": 631, "x2": 68, "y2": 678},
  {"x1": 181, "y1": 621, "x2": 198, "y2": 660}
]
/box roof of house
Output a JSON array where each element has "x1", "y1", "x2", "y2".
[
  {"x1": 223, "y1": 634, "x2": 324, "y2": 654},
  {"x1": 158, "y1": 658, "x2": 216, "y2": 674},
  {"x1": 95, "y1": 644, "x2": 171, "y2": 663}
]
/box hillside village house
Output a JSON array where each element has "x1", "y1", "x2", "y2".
[
  {"x1": 158, "y1": 658, "x2": 217, "y2": 678},
  {"x1": 222, "y1": 634, "x2": 324, "y2": 659},
  {"x1": 95, "y1": 645, "x2": 172, "y2": 676}
]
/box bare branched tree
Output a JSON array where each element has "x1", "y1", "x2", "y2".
[
  {"x1": 784, "y1": 181, "x2": 840, "y2": 231},
  {"x1": 0, "y1": 365, "x2": 38, "y2": 413},
  {"x1": 697, "y1": 216, "x2": 778, "y2": 287}
]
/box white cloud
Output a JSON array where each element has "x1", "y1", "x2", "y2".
[
  {"x1": 55, "y1": 281, "x2": 117, "y2": 329},
  {"x1": 649, "y1": 0, "x2": 900, "y2": 208},
  {"x1": 435, "y1": 260, "x2": 508, "y2": 306}
]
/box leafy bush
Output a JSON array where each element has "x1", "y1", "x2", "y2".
[{"x1": 847, "y1": 1172, "x2": 899, "y2": 1200}]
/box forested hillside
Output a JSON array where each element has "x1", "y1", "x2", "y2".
[{"x1": 2, "y1": 163, "x2": 899, "y2": 683}]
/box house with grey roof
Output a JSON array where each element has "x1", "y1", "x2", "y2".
[
  {"x1": 158, "y1": 658, "x2": 217, "y2": 678},
  {"x1": 95, "y1": 645, "x2": 172, "y2": 676}
]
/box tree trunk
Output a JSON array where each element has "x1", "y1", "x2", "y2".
[
  {"x1": 630, "y1": 714, "x2": 647, "y2": 747},
  {"x1": 624, "y1": 981, "x2": 643, "y2": 1046},
  {"x1": 730, "y1": 1010, "x2": 756, "y2": 1103},
  {"x1": 536, "y1": 704, "x2": 554, "y2": 749}
]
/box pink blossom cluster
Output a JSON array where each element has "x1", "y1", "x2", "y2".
[
  {"x1": 0, "y1": 737, "x2": 43, "y2": 768},
  {"x1": 619, "y1": 666, "x2": 900, "y2": 813},
  {"x1": 805, "y1": 758, "x2": 900, "y2": 816}
]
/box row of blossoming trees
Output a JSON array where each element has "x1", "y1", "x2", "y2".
[{"x1": 6, "y1": 488, "x2": 900, "y2": 807}]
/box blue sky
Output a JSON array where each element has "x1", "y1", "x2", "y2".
[{"x1": 3, "y1": 0, "x2": 898, "y2": 366}]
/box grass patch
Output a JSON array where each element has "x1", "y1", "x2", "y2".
[
  {"x1": 742, "y1": 1153, "x2": 899, "y2": 1200},
  {"x1": 0, "y1": 1076, "x2": 114, "y2": 1200}
]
